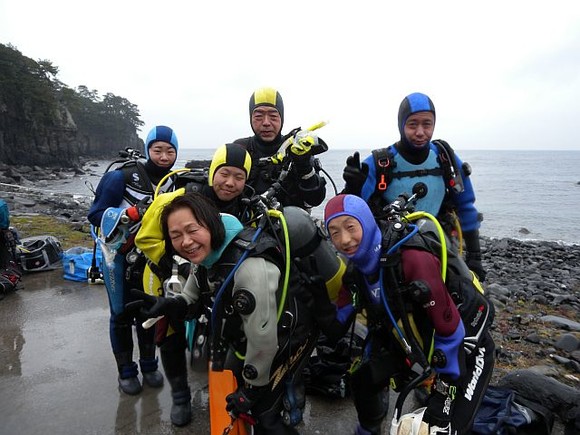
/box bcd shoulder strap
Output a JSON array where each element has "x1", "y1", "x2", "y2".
[
  {"x1": 371, "y1": 147, "x2": 394, "y2": 192},
  {"x1": 238, "y1": 227, "x2": 284, "y2": 271},
  {"x1": 216, "y1": 227, "x2": 284, "y2": 275},
  {"x1": 367, "y1": 147, "x2": 395, "y2": 216},
  {"x1": 431, "y1": 139, "x2": 464, "y2": 194},
  {"x1": 119, "y1": 161, "x2": 154, "y2": 195},
  {"x1": 372, "y1": 145, "x2": 443, "y2": 193}
]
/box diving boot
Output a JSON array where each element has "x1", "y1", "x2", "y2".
[
  {"x1": 142, "y1": 370, "x2": 164, "y2": 388},
  {"x1": 118, "y1": 376, "x2": 142, "y2": 395},
  {"x1": 170, "y1": 388, "x2": 192, "y2": 427},
  {"x1": 354, "y1": 424, "x2": 378, "y2": 435},
  {"x1": 282, "y1": 377, "x2": 306, "y2": 427},
  {"x1": 140, "y1": 356, "x2": 164, "y2": 388},
  {"x1": 118, "y1": 361, "x2": 142, "y2": 395}
]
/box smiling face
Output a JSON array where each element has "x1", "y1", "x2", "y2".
[
  {"x1": 212, "y1": 166, "x2": 246, "y2": 201},
  {"x1": 327, "y1": 215, "x2": 363, "y2": 256},
  {"x1": 251, "y1": 107, "x2": 282, "y2": 142},
  {"x1": 166, "y1": 207, "x2": 212, "y2": 264},
  {"x1": 148, "y1": 141, "x2": 177, "y2": 168},
  {"x1": 403, "y1": 112, "x2": 435, "y2": 149}
]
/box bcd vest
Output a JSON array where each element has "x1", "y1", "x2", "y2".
[
  {"x1": 351, "y1": 218, "x2": 493, "y2": 355},
  {"x1": 201, "y1": 227, "x2": 313, "y2": 361},
  {"x1": 369, "y1": 140, "x2": 470, "y2": 218},
  {"x1": 118, "y1": 161, "x2": 174, "y2": 207}
]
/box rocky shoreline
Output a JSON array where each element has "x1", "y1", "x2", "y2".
[
  {"x1": 0, "y1": 162, "x2": 92, "y2": 230},
  {"x1": 1, "y1": 164, "x2": 579, "y2": 433}
]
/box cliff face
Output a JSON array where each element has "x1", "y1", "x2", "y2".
[
  {"x1": 0, "y1": 43, "x2": 143, "y2": 167},
  {"x1": 0, "y1": 100, "x2": 75, "y2": 166}
]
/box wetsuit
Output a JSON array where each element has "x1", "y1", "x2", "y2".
[
  {"x1": 88, "y1": 159, "x2": 174, "y2": 386},
  {"x1": 343, "y1": 92, "x2": 486, "y2": 282},
  {"x1": 175, "y1": 215, "x2": 318, "y2": 434},
  {"x1": 235, "y1": 85, "x2": 326, "y2": 209},
  {"x1": 324, "y1": 194, "x2": 495, "y2": 435}
]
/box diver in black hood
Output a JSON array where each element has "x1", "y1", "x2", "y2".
[{"x1": 234, "y1": 86, "x2": 327, "y2": 210}]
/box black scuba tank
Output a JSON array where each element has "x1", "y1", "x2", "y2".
[{"x1": 282, "y1": 206, "x2": 346, "y2": 302}]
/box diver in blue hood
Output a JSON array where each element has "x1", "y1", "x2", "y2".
[
  {"x1": 341, "y1": 92, "x2": 486, "y2": 283},
  {"x1": 397, "y1": 92, "x2": 437, "y2": 157},
  {"x1": 88, "y1": 125, "x2": 179, "y2": 396}
]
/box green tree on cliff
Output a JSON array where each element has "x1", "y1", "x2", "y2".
[
  {"x1": 0, "y1": 44, "x2": 58, "y2": 125},
  {"x1": 0, "y1": 42, "x2": 144, "y2": 163}
]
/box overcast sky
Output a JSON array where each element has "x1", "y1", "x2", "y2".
[{"x1": 1, "y1": 0, "x2": 579, "y2": 151}]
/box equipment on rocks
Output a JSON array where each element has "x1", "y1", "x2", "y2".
[
  {"x1": 17, "y1": 235, "x2": 63, "y2": 272},
  {"x1": 0, "y1": 199, "x2": 23, "y2": 298}
]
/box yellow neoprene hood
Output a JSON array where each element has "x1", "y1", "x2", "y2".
[
  {"x1": 208, "y1": 143, "x2": 252, "y2": 186},
  {"x1": 249, "y1": 87, "x2": 284, "y2": 122}
]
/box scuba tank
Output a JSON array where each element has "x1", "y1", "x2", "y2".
[{"x1": 281, "y1": 206, "x2": 346, "y2": 302}]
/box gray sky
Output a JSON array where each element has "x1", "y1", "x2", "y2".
[{"x1": 1, "y1": 0, "x2": 579, "y2": 150}]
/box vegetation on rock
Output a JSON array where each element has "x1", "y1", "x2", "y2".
[
  {"x1": 12, "y1": 215, "x2": 93, "y2": 250},
  {"x1": 0, "y1": 43, "x2": 143, "y2": 166}
]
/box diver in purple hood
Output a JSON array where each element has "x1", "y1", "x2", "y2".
[
  {"x1": 341, "y1": 92, "x2": 486, "y2": 283},
  {"x1": 323, "y1": 194, "x2": 495, "y2": 435}
]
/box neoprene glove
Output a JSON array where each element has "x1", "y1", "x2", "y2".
[
  {"x1": 290, "y1": 131, "x2": 315, "y2": 156},
  {"x1": 225, "y1": 385, "x2": 266, "y2": 417},
  {"x1": 463, "y1": 230, "x2": 486, "y2": 282},
  {"x1": 127, "y1": 288, "x2": 188, "y2": 321},
  {"x1": 342, "y1": 151, "x2": 369, "y2": 195},
  {"x1": 117, "y1": 288, "x2": 147, "y2": 322},
  {"x1": 422, "y1": 387, "x2": 455, "y2": 434},
  {"x1": 289, "y1": 131, "x2": 316, "y2": 178}
]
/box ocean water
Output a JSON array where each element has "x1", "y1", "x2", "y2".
[{"x1": 75, "y1": 149, "x2": 580, "y2": 245}]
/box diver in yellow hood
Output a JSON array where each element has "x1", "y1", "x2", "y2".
[
  {"x1": 234, "y1": 86, "x2": 328, "y2": 210},
  {"x1": 140, "y1": 143, "x2": 253, "y2": 283}
]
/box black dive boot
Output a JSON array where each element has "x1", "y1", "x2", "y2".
[
  {"x1": 170, "y1": 383, "x2": 192, "y2": 427},
  {"x1": 160, "y1": 334, "x2": 191, "y2": 426},
  {"x1": 352, "y1": 383, "x2": 388, "y2": 435},
  {"x1": 282, "y1": 377, "x2": 306, "y2": 427},
  {"x1": 115, "y1": 353, "x2": 142, "y2": 395},
  {"x1": 139, "y1": 345, "x2": 164, "y2": 388},
  {"x1": 354, "y1": 423, "x2": 381, "y2": 435}
]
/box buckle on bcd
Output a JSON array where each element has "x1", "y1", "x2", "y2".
[
  {"x1": 376, "y1": 158, "x2": 389, "y2": 191},
  {"x1": 377, "y1": 174, "x2": 387, "y2": 191},
  {"x1": 434, "y1": 378, "x2": 456, "y2": 399}
]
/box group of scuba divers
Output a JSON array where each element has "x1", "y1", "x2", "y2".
[{"x1": 87, "y1": 88, "x2": 495, "y2": 435}]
